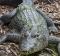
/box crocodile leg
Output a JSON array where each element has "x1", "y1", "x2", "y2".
[
  {"x1": 0, "y1": 0, "x2": 22, "y2": 7},
  {"x1": 58, "y1": 43, "x2": 60, "y2": 55},
  {"x1": 36, "y1": 9, "x2": 58, "y2": 33},
  {"x1": 48, "y1": 36, "x2": 60, "y2": 44},
  {"x1": 0, "y1": 33, "x2": 20, "y2": 43},
  {"x1": 5, "y1": 33, "x2": 20, "y2": 43},
  {"x1": 48, "y1": 36, "x2": 60, "y2": 55},
  {"x1": 0, "y1": 8, "x2": 17, "y2": 25}
]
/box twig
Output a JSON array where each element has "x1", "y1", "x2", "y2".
[{"x1": 10, "y1": 48, "x2": 17, "y2": 56}]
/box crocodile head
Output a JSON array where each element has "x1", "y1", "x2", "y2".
[{"x1": 19, "y1": 27, "x2": 48, "y2": 55}]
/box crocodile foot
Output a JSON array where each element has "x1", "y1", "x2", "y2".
[{"x1": 48, "y1": 25, "x2": 58, "y2": 33}]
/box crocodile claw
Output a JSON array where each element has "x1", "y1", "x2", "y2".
[
  {"x1": 48, "y1": 26, "x2": 58, "y2": 33},
  {"x1": 0, "y1": 34, "x2": 7, "y2": 43},
  {"x1": 0, "y1": 20, "x2": 3, "y2": 26}
]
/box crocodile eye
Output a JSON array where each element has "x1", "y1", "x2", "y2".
[
  {"x1": 34, "y1": 34, "x2": 39, "y2": 37},
  {"x1": 31, "y1": 34, "x2": 39, "y2": 38}
]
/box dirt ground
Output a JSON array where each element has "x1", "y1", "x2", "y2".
[{"x1": 0, "y1": 0, "x2": 60, "y2": 56}]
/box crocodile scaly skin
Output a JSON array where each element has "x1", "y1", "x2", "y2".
[{"x1": 9, "y1": 3, "x2": 49, "y2": 54}]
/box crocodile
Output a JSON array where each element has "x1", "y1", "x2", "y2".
[{"x1": 0, "y1": 0, "x2": 60, "y2": 55}]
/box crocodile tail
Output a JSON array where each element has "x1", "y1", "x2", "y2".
[
  {"x1": 0, "y1": 8, "x2": 17, "y2": 24},
  {"x1": 48, "y1": 36, "x2": 60, "y2": 44},
  {"x1": 36, "y1": 9, "x2": 54, "y2": 26},
  {"x1": 23, "y1": 0, "x2": 34, "y2": 6},
  {"x1": 0, "y1": 33, "x2": 20, "y2": 43}
]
